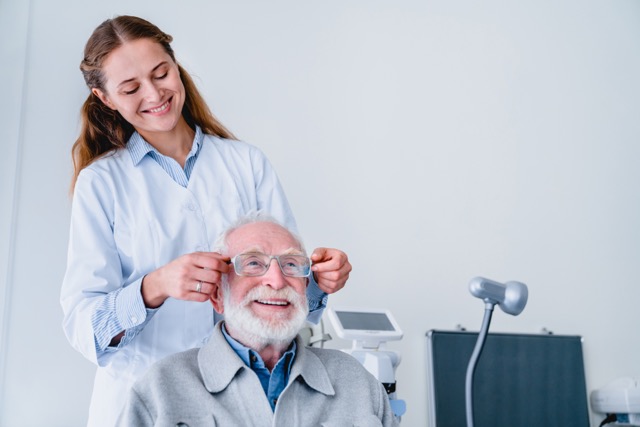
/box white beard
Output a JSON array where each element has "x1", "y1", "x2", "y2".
[{"x1": 222, "y1": 281, "x2": 309, "y2": 350}]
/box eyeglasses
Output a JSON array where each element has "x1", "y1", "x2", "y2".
[{"x1": 230, "y1": 252, "x2": 312, "y2": 278}]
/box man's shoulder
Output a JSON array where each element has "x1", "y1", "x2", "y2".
[
  {"x1": 152, "y1": 347, "x2": 200, "y2": 371},
  {"x1": 135, "y1": 348, "x2": 201, "y2": 389},
  {"x1": 290, "y1": 345, "x2": 396, "y2": 425},
  {"x1": 304, "y1": 346, "x2": 358, "y2": 361},
  {"x1": 300, "y1": 345, "x2": 389, "y2": 395},
  {"x1": 303, "y1": 346, "x2": 373, "y2": 376}
]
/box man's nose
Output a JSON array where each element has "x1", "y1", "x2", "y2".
[{"x1": 262, "y1": 258, "x2": 287, "y2": 289}]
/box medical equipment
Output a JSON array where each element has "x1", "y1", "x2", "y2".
[
  {"x1": 425, "y1": 330, "x2": 590, "y2": 427},
  {"x1": 468, "y1": 276, "x2": 528, "y2": 316},
  {"x1": 465, "y1": 277, "x2": 528, "y2": 427},
  {"x1": 326, "y1": 307, "x2": 406, "y2": 419},
  {"x1": 591, "y1": 378, "x2": 640, "y2": 426}
]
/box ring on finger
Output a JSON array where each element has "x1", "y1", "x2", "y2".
[{"x1": 195, "y1": 281, "x2": 202, "y2": 293}]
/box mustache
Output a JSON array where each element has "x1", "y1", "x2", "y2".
[{"x1": 240, "y1": 285, "x2": 304, "y2": 306}]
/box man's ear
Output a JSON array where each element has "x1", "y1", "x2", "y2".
[
  {"x1": 91, "y1": 88, "x2": 116, "y2": 110},
  {"x1": 209, "y1": 283, "x2": 224, "y2": 314}
]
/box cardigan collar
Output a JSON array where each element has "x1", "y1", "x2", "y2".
[{"x1": 198, "y1": 321, "x2": 335, "y2": 396}]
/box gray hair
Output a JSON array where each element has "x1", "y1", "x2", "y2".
[{"x1": 213, "y1": 210, "x2": 307, "y2": 255}]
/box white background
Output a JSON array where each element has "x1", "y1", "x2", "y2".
[{"x1": 2, "y1": 1, "x2": 640, "y2": 426}]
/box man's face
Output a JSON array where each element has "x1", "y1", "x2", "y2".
[{"x1": 215, "y1": 221, "x2": 309, "y2": 347}]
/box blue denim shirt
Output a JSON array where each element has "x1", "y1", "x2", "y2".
[{"x1": 221, "y1": 323, "x2": 296, "y2": 411}]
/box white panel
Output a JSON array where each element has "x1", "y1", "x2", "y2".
[{"x1": 0, "y1": 0, "x2": 30, "y2": 423}]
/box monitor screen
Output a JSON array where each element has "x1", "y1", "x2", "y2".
[
  {"x1": 335, "y1": 311, "x2": 397, "y2": 331},
  {"x1": 425, "y1": 330, "x2": 590, "y2": 427},
  {"x1": 326, "y1": 307, "x2": 403, "y2": 344}
]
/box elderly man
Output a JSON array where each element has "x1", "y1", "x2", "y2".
[{"x1": 116, "y1": 213, "x2": 398, "y2": 426}]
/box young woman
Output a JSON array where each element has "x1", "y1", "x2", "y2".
[{"x1": 60, "y1": 15, "x2": 351, "y2": 427}]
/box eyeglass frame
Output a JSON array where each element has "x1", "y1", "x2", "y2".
[{"x1": 228, "y1": 252, "x2": 312, "y2": 278}]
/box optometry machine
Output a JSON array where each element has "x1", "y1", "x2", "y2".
[
  {"x1": 326, "y1": 307, "x2": 406, "y2": 419},
  {"x1": 591, "y1": 377, "x2": 640, "y2": 426}
]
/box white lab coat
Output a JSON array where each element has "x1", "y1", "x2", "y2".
[{"x1": 61, "y1": 135, "x2": 297, "y2": 427}]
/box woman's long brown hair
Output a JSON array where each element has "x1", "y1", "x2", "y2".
[{"x1": 71, "y1": 15, "x2": 235, "y2": 192}]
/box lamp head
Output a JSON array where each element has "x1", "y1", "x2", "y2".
[{"x1": 468, "y1": 276, "x2": 528, "y2": 316}]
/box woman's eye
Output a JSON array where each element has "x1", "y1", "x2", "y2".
[
  {"x1": 123, "y1": 87, "x2": 139, "y2": 95},
  {"x1": 155, "y1": 71, "x2": 168, "y2": 80}
]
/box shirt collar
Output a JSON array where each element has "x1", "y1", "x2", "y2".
[
  {"x1": 199, "y1": 322, "x2": 334, "y2": 396},
  {"x1": 126, "y1": 125, "x2": 204, "y2": 166}
]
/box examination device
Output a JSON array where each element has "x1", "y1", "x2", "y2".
[
  {"x1": 327, "y1": 306, "x2": 403, "y2": 349},
  {"x1": 465, "y1": 277, "x2": 528, "y2": 427},
  {"x1": 425, "y1": 330, "x2": 590, "y2": 427},
  {"x1": 326, "y1": 307, "x2": 406, "y2": 419}
]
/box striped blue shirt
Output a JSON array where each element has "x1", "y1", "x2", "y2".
[
  {"x1": 127, "y1": 126, "x2": 204, "y2": 187},
  {"x1": 90, "y1": 127, "x2": 204, "y2": 354}
]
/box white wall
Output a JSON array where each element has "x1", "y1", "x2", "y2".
[{"x1": 2, "y1": 1, "x2": 639, "y2": 426}]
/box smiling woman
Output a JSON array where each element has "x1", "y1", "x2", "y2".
[
  {"x1": 71, "y1": 15, "x2": 235, "y2": 188},
  {"x1": 91, "y1": 39, "x2": 190, "y2": 160},
  {"x1": 59, "y1": 14, "x2": 351, "y2": 427}
]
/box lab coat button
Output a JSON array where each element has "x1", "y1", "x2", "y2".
[{"x1": 131, "y1": 316, "x2": 138, "y2": 323}]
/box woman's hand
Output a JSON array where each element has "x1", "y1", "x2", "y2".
[
  {"x1": 141, "y1": 252, "x2": 230, "y2": 308},
  {"x1": 310, "y1": 248, "x2": 352, "y2": 294}
]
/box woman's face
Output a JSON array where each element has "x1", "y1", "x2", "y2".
[{"x1": 92, "y1": 38, "x2": 186, "y2": 140}]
